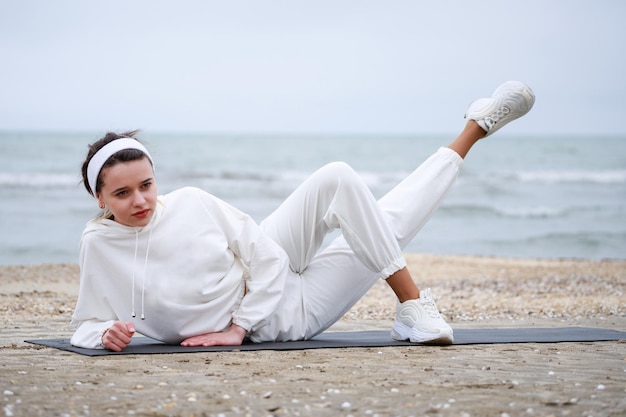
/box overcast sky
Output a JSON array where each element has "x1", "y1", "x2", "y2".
[{"x1": 1, "y1": 1, "x2": 624, "y2": 136}]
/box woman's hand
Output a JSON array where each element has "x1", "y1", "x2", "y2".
[
  {"x1": 102, "y1": 321, "x2": 136, "y2": 352},
  {"x1": 180, "y1": 323, "x2": 247, "y2": 347}
]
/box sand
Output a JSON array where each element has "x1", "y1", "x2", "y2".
[{"x1": 1, "y1": 254, "x2": 625, "y2": 417}]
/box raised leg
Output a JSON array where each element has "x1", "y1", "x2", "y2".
[{"x1": 390, "y1": 81, "x2": 536, "y2": 345}]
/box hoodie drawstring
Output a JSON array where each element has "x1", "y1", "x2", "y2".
[
  {"x1": 131, "y1": 229, "x2": 153, "y2": 320},
  {"x1": 140, "y1": 229, "x2": 153, "y2": 320},
  {"x1": 131, "y1": 231, "x2": 139, "y2": 318}
]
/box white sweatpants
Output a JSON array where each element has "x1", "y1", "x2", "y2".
[{"x1": 252, "y1": 147, "x2": 463, "y2": 342}]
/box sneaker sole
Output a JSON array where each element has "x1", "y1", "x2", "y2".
[
  {"x1": 466, "y1": 81, "x2": 535, "y2": 137},
  {"x1": 391, "y1": 321, "x2": 454, "y2": 345}
]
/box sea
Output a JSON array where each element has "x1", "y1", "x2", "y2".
[{"x1": 1, "y1": 131, "x2": 625, "y2": 265}]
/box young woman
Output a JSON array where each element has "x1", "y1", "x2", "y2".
[{"x1": 71, "y1": 81, "x2": 535, "y2": 351}]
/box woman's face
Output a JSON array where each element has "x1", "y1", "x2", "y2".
[{"x1": 96, "y1": 158, "x2": 157, "y2": 227}]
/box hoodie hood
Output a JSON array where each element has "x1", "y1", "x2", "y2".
[
  {"x1": 80, "y1": 198, "x2": 165, "y2": 320},
  {"x1": 83, "y1": 198, "x2": 165, "y2": 237}
]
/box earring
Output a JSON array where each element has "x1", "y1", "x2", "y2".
[{"x1": 99, "y1": 203, "x2": 105, "y2": 209}]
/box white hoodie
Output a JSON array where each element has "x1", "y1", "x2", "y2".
[{"x1": 70, "y1": 187, "x2": 289, "y2": 348}]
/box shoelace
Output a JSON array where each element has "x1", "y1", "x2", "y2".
[
  {"x1": 420, "y1": 298, "x2": 442, "y2": 318},
  {"x1": 483, "y1": 106, "x2": 511, "y2": 129}
]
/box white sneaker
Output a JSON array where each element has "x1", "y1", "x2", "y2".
[
  {"x1": 391, "y1": 288, "x2": 453, "y2": 345},
  {"x1": 464, "y1": 81, "x2": 535, "y2": 137}
]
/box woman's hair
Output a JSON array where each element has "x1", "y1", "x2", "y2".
[{"x1": 80, "y1": 130, "x2": 151, "y2": 197}]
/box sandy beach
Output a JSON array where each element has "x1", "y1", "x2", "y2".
[{"x1": 1, "y1": 254, "x2": 625, "y2": 416}]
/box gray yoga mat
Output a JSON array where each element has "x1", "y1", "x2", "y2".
[{"x1": 25, "y1": 327, "x2": 625, "y2": 356}]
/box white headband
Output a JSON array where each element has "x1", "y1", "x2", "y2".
[{"x1": 87, "y1": 138, "x2": 153, "y2": 196}]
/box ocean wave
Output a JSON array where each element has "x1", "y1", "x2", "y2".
[
  {"x1": 454, "y1": 230, "x2": 626, "y2": 260},
  {"x1": 441, "y1": 204, "x2": 563, "y2": 218},
  {"x1": 513, "y1": 169, "x2": 626, "y2": 184},
  {"x1": 494, "y1": 206, "x2": 568, "y2": 218},
  {"x1": 5, "y1": 166, "x2": 624, "y2": 195},
  {"x1": 0, "y1": 172, "x2": 80, "y2": 188},
  {"x1": 172, "y1": 168, "x2": 408, "y2": 188},
  {"x1": 439, "y1": 203, "x2": 615, "y2": 219},
  {"x1": 491, "y1": 231, "x2": 626, "y2": 254}
]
